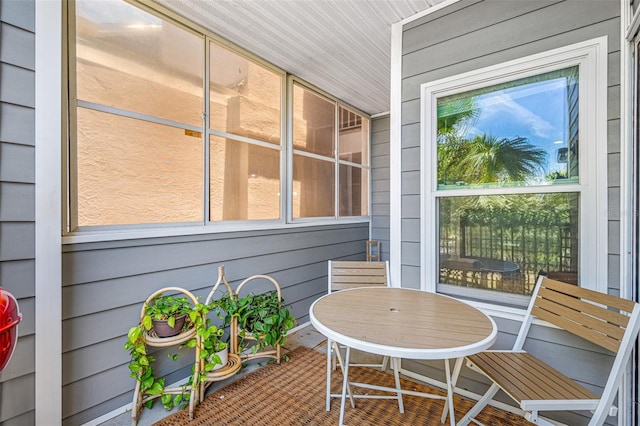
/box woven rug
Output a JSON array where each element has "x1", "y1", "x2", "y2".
[{"x1": 154, "y1": 346, "x2": 529, "y2": 425}]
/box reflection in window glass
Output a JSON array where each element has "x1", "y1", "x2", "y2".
[
  {"x1": 209, "y1": 136, "x2": 280, "y2": 221},
  {"x1": 209, "y1": 42, "x2": 282, "y2": 144},
  {"x1": 75, "y1": 0, "x2": 204, "y2": 126},
  {"x1": 437, "y1": 67, "x2": 579, "y2": 189},
  {"x1": 292, "y1": 84, "x2": 335, "y2": 157},
  {"x1": 292, "y1": 155, "x2": 334, "y2": 218},
  {"x1": 76, "y1": 109, "x2": 203, "y2": 226},
  {"x1": 338, "y1": 107, "x2": 368, "y2": 165},
  {"x1": 438, "y1": 193, "x2": 579, "y2": 296},
  {"x1": 339, "y1": 165, "x2": 368, "y2": 216}
]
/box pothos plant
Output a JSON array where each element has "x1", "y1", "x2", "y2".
[
  {"x1": 144, "y1": 294, "x2": 193, "y2": 332},
  {"x1": 182, "y1": 301, "x2": 228, "y2": 384},
  {"x1": 216, "y1": 291, "x2": 296, "y2": 360},
  {"x1": 124, "y1": 295, "x2": 208, "y2": 411}
]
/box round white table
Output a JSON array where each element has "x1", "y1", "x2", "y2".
[{"x1": 309, "y1": 287, "x2": 497, "y2": 425}]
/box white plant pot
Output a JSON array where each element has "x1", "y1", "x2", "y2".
[{"x1": 211, "y1": 347, "x2": 228, "y2": 371}]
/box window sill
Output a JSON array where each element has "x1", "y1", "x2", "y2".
[{"x1": 62, "y1": 217, "x2": 370, "y2": 245}]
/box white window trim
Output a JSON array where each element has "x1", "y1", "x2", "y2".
[
  {"x1": 36, "y1": 0, "x2": 63, "y2": 423},
  {"x1": 419, "y1": 37, "x2": 609, "y2": 309}
]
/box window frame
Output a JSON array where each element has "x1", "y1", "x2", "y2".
[
  {"x1": 287, "y1": 77, "x2": 371, "y2": 223},
  {"x1": 63, "y1": 0, "x2": 370, "y2": 243},
  {"x1": 420, "y1": 38, "x2": 609, "y2": 308}
]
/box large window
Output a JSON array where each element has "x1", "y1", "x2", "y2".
[
  {"x1": 208, "y1": 41, "x2": 283, "y2": 222},
  {"x1": 73, "y1": 0, "x2": 204, "y2": 227},
  {"x1": 421, "y1": 40, "x2": 607, "y2": 306},
  {"x1": 68, "y1": 0, "x2": 368, "y2": 233}
]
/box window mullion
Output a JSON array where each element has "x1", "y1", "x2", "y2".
[{"x1": 204, "y1": 37, "x2": 211, "y2": 225}]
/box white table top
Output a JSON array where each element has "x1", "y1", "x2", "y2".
[{"x1": 310, "y1": 287, "x2": 497, "y2": 359}]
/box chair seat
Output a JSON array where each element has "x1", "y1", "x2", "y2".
[{"x1": 467, "y1": 351, "x2": 598, "y2": 408}]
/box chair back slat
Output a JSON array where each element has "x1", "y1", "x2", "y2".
[
  {"x1": 532, "y1": 278, "x2": 633, "y2": 353},
  {"x1": 329, "y1": 260, "x2": 389, "y2": 292},
  {"x1": 542, "y1": 278, "x2": 636, "y2": 312}
]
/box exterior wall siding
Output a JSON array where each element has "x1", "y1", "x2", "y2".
[
  {"x1": 0, "y1": 0, "x2": 36, "y2": 424},
  {"x1": 61, "y1": 223, "x2": 368, "y2": 425},
  {"x1": 400, "y1": 1, "x2": 620, "y2": 424},
  {"x1": 371, "y1": 115, "x2": 391, "y2": 262}
]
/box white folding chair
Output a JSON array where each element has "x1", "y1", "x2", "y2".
[
  {"x1": 459, "y1": 276, "x2": 640, "y2": 426},
  {"x1": 325, "y1": 260, "x2": 404, "y2": 413}
]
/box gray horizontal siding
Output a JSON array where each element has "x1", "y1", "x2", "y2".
[
  {"x1": 0, "y1": 0, "x2": 35, "y2": 33},
  {"x1": 400, "y1": 1, "x2": 621, "y2": 424},
  {"x1": 371, "y1": 115, "x2": 391, "y2": 261},
  {"x1": 1, "y1": 21, "x2": 35, "y2": 70},
  {"x1": 0, "y1": 104, "x2": 35, "y2": 146},
  {"x1": 0, "y1": 0, "x2": 36, "y2": 424},
  {"x1": 62, "y1": 222, "x2": 369, "y2": 425}
]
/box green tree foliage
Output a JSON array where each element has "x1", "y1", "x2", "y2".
[{"x1": 439, "y1": 134, "x2": 547, "y2": 185}]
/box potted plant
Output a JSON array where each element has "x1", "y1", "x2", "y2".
[
  {"x1": 143, "y1": 294, "x2": 194, "y2": 337},
  {"x1": 183, "y1": 301, "x2": 229, "y2": 383},
  {"x1": 125, "y1": 292, "x2": 199, "y2": 412},
  {"x1": 217, "y1": 291, "x2": 296, "y2": 358}
]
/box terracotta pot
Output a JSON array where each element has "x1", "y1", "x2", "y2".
[{"x1": 152, "y1": 315, "x2": 187, "y2": 337}]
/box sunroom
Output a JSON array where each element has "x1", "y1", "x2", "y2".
[{"x1": 1, "y1": 0, "x2": 639, "y2": 425}]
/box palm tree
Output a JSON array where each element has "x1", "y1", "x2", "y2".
[
  {"x1": 439, "y1": 134, "x2": 547, "y2": 186},
  {"x1": 437, "y1": 97, "x2": 480, "y2": 143},
  {"x1": 459, "y1": 135, "x2": 547, "y2": 184}
]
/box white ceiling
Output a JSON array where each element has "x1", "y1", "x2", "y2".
[{"x1": 154, "y1": 0, "x2": 447, "y2": 115}]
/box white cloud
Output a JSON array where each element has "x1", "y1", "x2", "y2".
[{"x1": 478, "y1": 91, "x2": 554, "y2": 138}]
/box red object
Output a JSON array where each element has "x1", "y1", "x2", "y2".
[{"x1": 0, "y1": 288, "x2": 22, "y2": 372}]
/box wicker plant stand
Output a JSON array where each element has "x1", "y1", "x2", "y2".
[
  {"x1": 195, "y1": 266, "x2": 243, "y2": 408},
  {"x1": 231, "y1": 273, "x2": 283, "y2": 364},
  {"x1": 130, "y1": 287, "x2": 200, "y2": 426}
]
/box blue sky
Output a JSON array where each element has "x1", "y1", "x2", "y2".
[{"x1": 460, "y1": 78, "x2": 570, "y2": 176}]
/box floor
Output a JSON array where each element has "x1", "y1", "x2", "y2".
[{"x1": 100, "y1": 324, "x2": 334, "y2": 426}]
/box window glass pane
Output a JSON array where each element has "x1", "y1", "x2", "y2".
[
  {"x1": 338, "y1": 107, "x2": 369, "y2": 165},
  {"x1": 75, "y1": 0, "x2": 204, "y2": 127},
  {"x1": 210, "y1": 42, "x2": 281, "y2": 144},
  {"x1": 209, "y1": 136, "x2": 280, "y2": 221},
  {"x1": 339, "y1": 165, "x2": 368, "y2": 216},
  {"x1": 76, "y1": 108, "x2": 203, "y2": 226},
  {"x1": 292, "y1": 84, "x2": 335, "y2": 157},
  {"x1": 292, "y1": 155, "x2": 334, "y2": 218},
  {"x1": 438, "y1": 193, "x2": 579, "y2": 297},
  {"x1": 437, "y1": 67, "x2": 579, "y2": 189}
]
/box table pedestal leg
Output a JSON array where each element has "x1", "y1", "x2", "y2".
[
  {"x1": 339, "y1": 346, "x2": 351, "y2": 426},
  {"x1": 440, "y1": 357, "x2": 463, "y2": 425}
]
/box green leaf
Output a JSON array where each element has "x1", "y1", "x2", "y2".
[
  {"x1": 148, "y1": 381, "x2": 164, "y2": 395},
  {"x1": 142, "y1": 315, "x2": 152, "y2": 331},
  {"x1": 167, "y1": 316, "x2": 175, "y2": 328},
  {"x1": 141, "y1": 376, "x2": 154, "y2": 391},
  {"x1": 173, "y1": 393, "x2": 183, "y2": 406},
  {"x1": 161, "y1": 393, "x2": 172, "y2": 409},
  {"x1": 128, "y1": 326, "x2": 141, "y2": 343}
]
